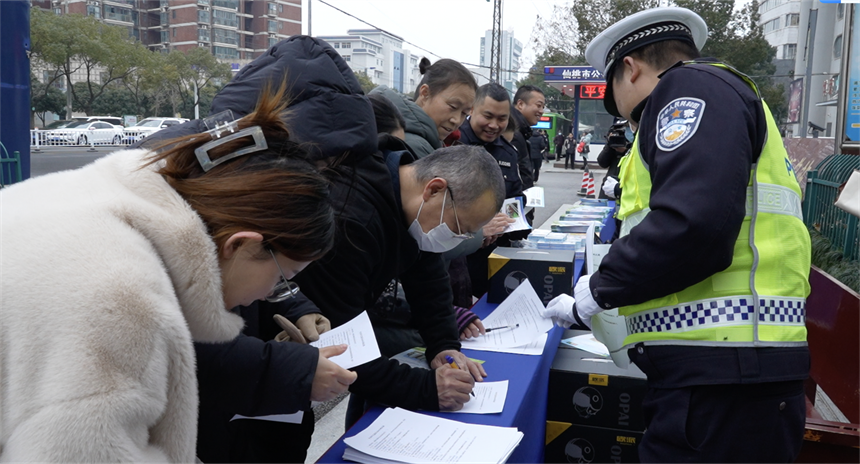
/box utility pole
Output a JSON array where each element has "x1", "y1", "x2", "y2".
[
  {"x1": 801, "y1": 8, "x2": 817, "y2": 138},
  {"x1": 489, "y1": 0, "x2": 502, "y2": 84}
]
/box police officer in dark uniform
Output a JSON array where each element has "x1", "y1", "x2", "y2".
[
  {"x1": 458, "y1": 83, "x2": 525, "y2": 296},
  {"x1": 545, "y1": 7, "x2": 811, "y2": 463},
  {"x1": 459, "y1": 83, "x2": 524, "y2": 201}
]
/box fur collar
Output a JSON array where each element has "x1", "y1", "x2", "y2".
[{"x1": 93, "y1": 150, "x2": 244, "y2": 342}]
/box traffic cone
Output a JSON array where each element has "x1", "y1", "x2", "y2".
[
  {"x1": 578, "y1": 171, "x2": 589, "y2": 196},
  {"x1": 586, "y1": 172, "x2": 596, "y2": 198}
]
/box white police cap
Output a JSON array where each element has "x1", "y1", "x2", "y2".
[{"x1": 586, "y1": 7, "x2": 708, "y2": 76}]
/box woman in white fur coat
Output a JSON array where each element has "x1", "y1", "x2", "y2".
[{"x1": 0, "y1": 84, "x2": 357, "y2": 462}]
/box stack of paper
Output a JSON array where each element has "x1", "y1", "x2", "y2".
[
  {"x1": 460, "y1": 282, "x2": 553, "y2": 355},
  {"x1": 343, "y1": 408, "x2": 523, "y2": 464}
]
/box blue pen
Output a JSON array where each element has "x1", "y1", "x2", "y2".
[{"x1": 445, "y1": 355, "x2": 475, "y2": 397}]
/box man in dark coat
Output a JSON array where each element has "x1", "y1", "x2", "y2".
[
  {"x1": 528, "y1": 129, "x2": 548, "y2": 183},
  {"x1": 510, "y1": 85, "x2": 547, "y2": 189},
  {"x1": 458, "y1": 83, "x2": 527, "y2": 297},
  {"x1": 138, "y1": 36, "x2": 504, "y2": 462},
  {"x1": 553, "y1": 132, "x2": 566, "y2": 161}
]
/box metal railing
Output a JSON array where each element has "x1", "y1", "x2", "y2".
[
  {"x1": 802, "y1": 154, "x2": 860, "y2": 261},
  {"x1": 0, "y1": 149, "x2": 22, "y2": 187},
  {"x1": 30, "y1": 129, "x2": 137, "y2": 148}
]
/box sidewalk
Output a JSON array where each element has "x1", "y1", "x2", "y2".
[{"x1": 540, "y1": 159, "x2": 606, "y2": 174}]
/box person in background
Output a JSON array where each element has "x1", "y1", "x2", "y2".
[
  {"x1": 0, "y1": 82, "x2": 349, "y2": 462},
  {"x1": 578, "y1": 130, "x2": 593, "y2": 170},
  {"x1": 529, "y1": 128, "x2": 548, "y2": 183},
  {"x1": 541, "y1": 129, "x2": 550, "y2": 162},
  {"x1": 553, "y1": 131, "x2": 566, "y2": 163},
  {"x1": 510, "y1": 85, "x2": 547, "y2": 189},
  {"x1": 370, "y1": 58, "x2": 476, "y2": 157},
  {"x1": 597, "y1": 119, "x2": 633, "y2": 200},
  {"x1": 546, "y1": 7, "x2": 810, "y2": 462},
  {"x1": 563, "y1": 132, "x2": 576, "y2": 170}
]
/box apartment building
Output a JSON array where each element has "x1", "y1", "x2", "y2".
[
  {"x1": 34, "y1": 0, "x2": 301, "y2": 68},
  {"x1": 317, "y1": 29, "x2": 421, "y2": 94}
]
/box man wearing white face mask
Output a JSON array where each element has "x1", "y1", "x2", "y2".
[{"x1": 290, "y1": 143, "x2": 505, "y2": 423}]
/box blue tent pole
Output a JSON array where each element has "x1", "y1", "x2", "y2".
[{"x1": 0, "y1": 0, "x2": 32, "y2": 184}]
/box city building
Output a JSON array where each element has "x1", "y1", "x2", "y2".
[
  {"x1": 759, "y1": 0, "x2": 801, "y2": 64},
  {"x1": 756, "y1": 0, "x2": 845, "y2": 137},
  {"x1": 479, "y1": 28, "x2": 522, "y2": 94},
  {"x1": 786, "y1": 0, "x2": 845, "y2": 137},
  {"x1": 33, "y1": 0, "x2": 301, "y2": 69},
  {"x1": 317, "y1": 29, "x2": 421, "y2": 94}
]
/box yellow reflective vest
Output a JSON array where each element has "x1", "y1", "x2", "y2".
[{"x1": 615, "y1": 62, "x2": 810, "y2": 348}]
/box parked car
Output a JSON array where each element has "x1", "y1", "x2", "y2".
[
  {"x1": 122, "y1": 117, "x2": 188, "y2": 144},
  {"x1": 32, "y1": 120, "x2": 77, "y2": 146},
  {"x1": 43, "y1": 120, "x2": 76, "y2": 130},
  {"x1": 72, "y1": 116, "x2": 125, "y2": 129},
  {"x1": 45, "y1": 120, "x2": 123, "y2": 146}
]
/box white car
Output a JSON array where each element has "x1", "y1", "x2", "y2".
[
  {"x1": 122, "y1": 117, "x2": 188, "y2": 144},
  {"x1": 45, "y1": 120, "x2": 123, "y2": 146}
]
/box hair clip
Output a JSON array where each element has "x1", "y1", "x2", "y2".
[
  {"x1": 202, "y1": 110, "x2": 239, "y2": 139},
  {"x1": 194, "y1": 126, "x2": 268, "y2": 172}
]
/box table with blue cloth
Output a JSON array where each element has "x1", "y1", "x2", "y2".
[
  {"x1": 317, "y1": 295, "x2": 567, "y2": 463},
  {"x1": 318, "y1": 201, "x2": 615, "y2": 463}
]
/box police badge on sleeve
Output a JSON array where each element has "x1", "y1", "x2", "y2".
[{"x1": 655, "y1": 98, "x2": 706, "y2": 151}]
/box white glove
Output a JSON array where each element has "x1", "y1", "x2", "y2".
[
  {"x1": 573, "y1": 274, "x2": 602, "y2": 329},
  {"x1": 544, "y1": 293, "x2": 578, "y2": 328},
  {"x1": 603, "y1": 177, "x2": 619, "y2": 199}
]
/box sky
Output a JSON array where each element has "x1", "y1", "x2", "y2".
[{"x1": 300, "y1": 0, "x2": 565, "y2": 72}]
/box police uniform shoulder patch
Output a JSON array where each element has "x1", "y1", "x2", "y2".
[{"x1": 655, "y1": 98, "x2": 706, "y2": 152}]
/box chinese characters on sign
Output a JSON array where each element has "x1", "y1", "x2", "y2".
[
  {"x1": 544, "y1": 66, "x2": 605, "y2": 83},
  {"x1": 579, "y1": 84, "x2": 607, "y2": 99}
]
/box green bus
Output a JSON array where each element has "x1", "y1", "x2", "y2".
[{"x1": 530, "y1": 112, "x2": 571, "y2": 156}]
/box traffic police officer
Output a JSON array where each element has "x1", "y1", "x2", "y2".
[{"x1": 545, "y1": 7, "x2": 811, "y2": 462}]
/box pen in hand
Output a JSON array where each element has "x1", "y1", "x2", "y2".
[
  {"x1": 484, "y1": 323, "x2": 520, "y2": 333},
  {"x1": 445, "y1": 355, "x2": 476, "y2": 397}
]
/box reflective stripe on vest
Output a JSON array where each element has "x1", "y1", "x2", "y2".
[
  {"x1": 626, "y1": 295, "x2": 806, "y2": 335},
  {"x1": 620, "y1": 184, "x2": 803, "y2": 238},
  {"x1": 612, "y1": 61, "x2": 809, "y2": 348}
]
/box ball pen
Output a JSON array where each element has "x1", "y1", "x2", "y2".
[{"x1": 445, "y1": 355, "x2": 476, "y2": 397}]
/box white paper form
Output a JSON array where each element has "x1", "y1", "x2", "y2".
[
  {"x1": 447, "y1": 380, "x2": 508, "y2": 414},
  {"x1": 343, "y1": 407, "x2": 523, "y2": 464},
  {"x1": 464, "y1": 333, "x2": 548, "y2": 356},
  {"x1": 310, "y1": 311, "x2": 381, "y2": 369},
  {"x1": 460, "y1": 282, "x2": 554, "y2": 350}
]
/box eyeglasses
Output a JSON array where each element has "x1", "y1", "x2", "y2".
[
  {"x1": 266, "y1": 248, "x2": 300, "y2": 303},
  {"x1": 446, "y1": 185, "x2": 475, "y2": 240}
]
